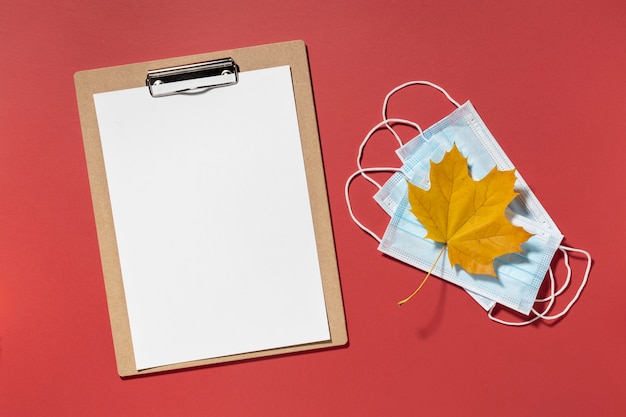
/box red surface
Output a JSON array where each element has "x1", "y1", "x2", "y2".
[{"x1": 1, "y1": 1, "x2": 625, "y2": 416}]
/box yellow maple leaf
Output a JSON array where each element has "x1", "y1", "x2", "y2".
[{"x1": 399, "y1": 143, "x2": 533, "y2": 305}]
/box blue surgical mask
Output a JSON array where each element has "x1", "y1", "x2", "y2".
[
  {"x1": 374, "y1": 101, "x2": 565, "y2": 311},
  {"x1": 345, "y1": 81, "x2": 591, "y2": 324}
]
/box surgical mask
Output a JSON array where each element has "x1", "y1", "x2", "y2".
[
  {"x1": 374, "y1": 101, "x2": 563, "y2": 312},
  {"x1": 345, "y1": 81, "x2": 591, "y2": 325}
]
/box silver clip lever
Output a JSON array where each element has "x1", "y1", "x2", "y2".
[{"x1": 146, "y1": 58, "x2": 239, "y2": 97}]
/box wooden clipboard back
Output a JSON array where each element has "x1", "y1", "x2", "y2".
[{"x1": 74, "y1": 40, "x2": 347, "y2": 377}]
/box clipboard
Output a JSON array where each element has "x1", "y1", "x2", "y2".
[{"x1": 74, "y1": 40, "x2": 347, "y2": 377}]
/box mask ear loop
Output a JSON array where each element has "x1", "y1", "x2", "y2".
[
  {"x1": 359, "y1": 81, "x2": 460, "y2": 189},
  {"x1": 535, "y1": 247, "x2": 572, "y2": 301},
  {"x1": 381, "y1": 81, "x2": 461, "y2": 145},
  {"x1": 345, "y1": 167, "x2": 399, "y2": 243},
  {"x1": 533, "y1": 245, "x2": 591, "y2": 320},
  {"x1": 346, "y1": 118, "x2": 423, "y2": 242},
  {"x1": 357, "y1": 118, "x2": 423, "y2": 189},
  {"x1": 488, "y1": 245, "x2": 592, "y2": 325},
  {"x1": 354, "y1": 80, "x2": 460, "y2": 203}
]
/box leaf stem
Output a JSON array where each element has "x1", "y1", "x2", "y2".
[{"x1": 398, "y1": 244, "x2": 447, "y2": 306}]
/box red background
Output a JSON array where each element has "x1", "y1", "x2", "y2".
[{"x1": 1, "y1": 1, "x2": 625, "y2": 416}]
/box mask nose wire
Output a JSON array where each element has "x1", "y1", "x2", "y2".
[{"x1": 382, "y1": 81, "x2": 461, "y2": 145}]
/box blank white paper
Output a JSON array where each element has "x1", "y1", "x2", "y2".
[{"x1": 93, "y1": 65, "x2": 330, "y2": 370}]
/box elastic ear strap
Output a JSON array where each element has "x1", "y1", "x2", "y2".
[
  {"x1": 533, "y1": 245, "x2": 592, "y2": 321},
  {"x1": 345, "y1": 167, "x2": 401, "y2": 243},
  {"x1": 488, "y1": 245, "x2": 592, "y2": 326},
  {"x1": 347, "y1": 82, "x2": 461, "y2": 248},
  {"x1": 535, "y1": 248, "x2": 571, "y2": 301},
  {"x1": 382, "y1": 81, "x2": 461, "y2": 144},
  {"x1": 357, "y1": 118, "x2": 421, "y2": 189},
  {"x1": 348, "y1": 117, "x2": 421, "y2": 242}
]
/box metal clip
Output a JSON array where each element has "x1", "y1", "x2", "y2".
[{"x1": 146, "y1": 58, "x2": 239, "y2": 97}]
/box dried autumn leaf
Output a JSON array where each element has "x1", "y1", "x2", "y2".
[{"x1": 399, "y1": 143, "x2": 533, "y2": 305}]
